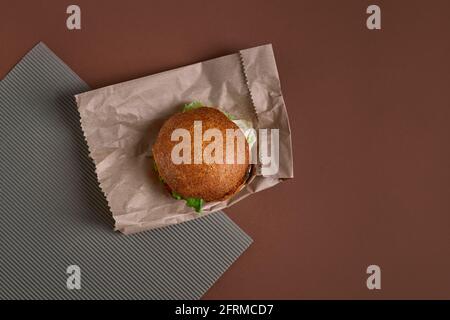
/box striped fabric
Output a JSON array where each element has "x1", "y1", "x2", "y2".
[{"x1": 0, "y1": 43, "x2": 252, "y2": 300}]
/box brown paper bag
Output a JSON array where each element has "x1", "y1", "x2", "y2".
[{"x1": 75, "y1": 44, "x2": 293, "y2": 234}]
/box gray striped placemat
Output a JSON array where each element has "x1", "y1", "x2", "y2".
[{"x1": 0, "y1": 43, "x2": 252, "y2": 300}]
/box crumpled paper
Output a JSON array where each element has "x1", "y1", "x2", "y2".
[{"x1": 75, "y1": 44, "x2": 293, "y2": 234}]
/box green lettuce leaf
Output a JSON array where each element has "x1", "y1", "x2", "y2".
[
  {"x1": 171, "y1": 190, "x2": 183, "y2": 200},
  {"x1": 170, "y1": 189, "x2": 204, "y2": 213},
  {"x1": 222, "y1": 111, "x2": 237, "y2": 120},
  {"x1": 186, "y1": 197, "x2": 204, "y2": 213},
  {"x1": 182, "y1": 101, "x2": 203, "y2": 112}
]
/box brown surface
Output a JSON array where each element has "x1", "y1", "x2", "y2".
[{"x1": 1, "y1": 0, "x2": 449, "y2": 299}]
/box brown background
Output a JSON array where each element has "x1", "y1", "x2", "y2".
[{"x1": 1, "y1": 0, "x2": 449, "y2": 299}]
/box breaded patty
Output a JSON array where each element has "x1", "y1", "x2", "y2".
[{"x1": 152, "y1": 107, "x2": 249, "y2": 202}]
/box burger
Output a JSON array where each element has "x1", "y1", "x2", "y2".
[{"x1": 152, "y1": 102, "x2": 250, "y2": 213}]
